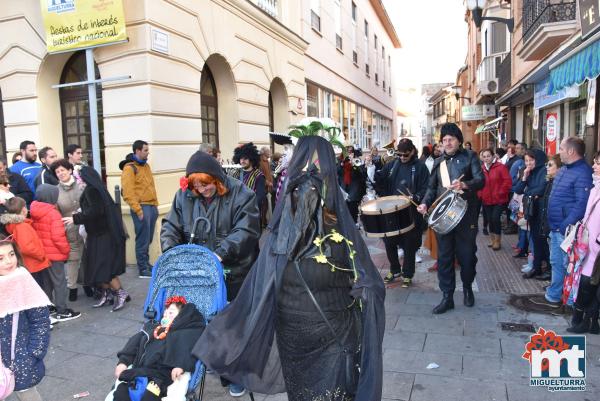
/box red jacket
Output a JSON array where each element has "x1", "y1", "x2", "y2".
[
  {"x1": 30, "y1": 201, "x2": 70, "y2": 262},
  {"x1": 0, "y1": 213, "x2": 50, "y2": 273},
  {"x1": 478, "y1": 161, "x2": 512, "y2": 206}
]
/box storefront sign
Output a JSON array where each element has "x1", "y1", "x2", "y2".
[
  {"x1": 579, "y1": 0, "x2": 600, "y2": 39},
  {"x1": 462, "y1": 105, "x2": 484, "y2": 121},
  {"x1": 586, "y1": 78, "x2": 597, "y2": 126},
  {"x1": 40, "y1": 0, "x2": 127, "y2": 53},
  {"x1": 546, "y1": 112, "x2": 558, "y2": 155},
  {"x1": 534, "y1": 77, "x2": 579, "y2": 110}
]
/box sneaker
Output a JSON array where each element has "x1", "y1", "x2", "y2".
[
  {"x1": 54, "y1": 309, "x2": 81, "y2": 322},
  {"x1": 49, "y1": 305, "x2": 57, "y2": 315},
  {"x1": 521, "y1": 265, "x2": 533, "y2": 273},
  {"x1": 138, "y1": 269, "x2": 152, "y2": 278},
  {"x1": 401, "y1": 277, "x2": 412, "y2": 288},
  {"x1": 229, "y1": 384, "x2": 246, "y2": 397},
  {"x1": 529, "y1": 297, "x2": 561, "y2": 308},
  {"x1": 50, "y1": 315, "x2": 59, "y2": 325},
  {"x1": 415, "y1": 254, "x2": 423, "y2": 263},
  {"x1": 383, "y1": 272, "x2": 402, "y2": 284}
]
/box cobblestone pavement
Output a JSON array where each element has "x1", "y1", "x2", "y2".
[{"x1": 9, "y1": 229, "x2": 599, "y2": 401}]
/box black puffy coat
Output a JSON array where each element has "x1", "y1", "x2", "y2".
[
  {"x1": 422, "y1": 148, "x2": 485, "y2": 207},
  {"x1": 117, "y1": 304, "x2": 205, "y2": 389},
  {"x1": 7, "y1": 170, "x2": 33, "y2": 206},
  {"x1": 160, "y1": 176, "x2": 260, "y2": 279}
]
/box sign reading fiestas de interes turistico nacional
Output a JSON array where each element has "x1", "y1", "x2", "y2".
[{"x1": 40, "y1": 0, "x2": 127, "y2": 53}]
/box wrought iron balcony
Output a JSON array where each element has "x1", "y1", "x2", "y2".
[
  {"x1": 254, "y1": 0, "x2": 278, "y2": 18},
  {"x1": 522, "y1": 0, "x2": 576, "y2": 43}
]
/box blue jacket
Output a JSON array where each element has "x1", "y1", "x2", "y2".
[
  {"x1": 10, "y1": 161, "x2": 42, "y2": 193},
  {"x1": 509, "y1": 157, "x2": 524, "y2": 184},
  {"x1": 513, "y1": 149, "x2": 547, "y2": 197},
  {"x1": 0, "y1": 307, "x2": 50, "y2": 391},
  {"x1": 547, "y1": 158, "x2": 593, "y2": 234}
]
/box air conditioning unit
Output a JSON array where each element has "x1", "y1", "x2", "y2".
[{"x1": 479, "y1": 79, "x2": 499, "y2": 95}]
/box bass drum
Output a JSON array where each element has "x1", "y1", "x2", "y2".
[
  {"x1": 428, "y1": 191, "x2": 467, "y2": 235},
  {"x1": 359, "y1": 195, "x2": 414, "y2": 238}
]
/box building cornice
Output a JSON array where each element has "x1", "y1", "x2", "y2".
[{"x1": 369, "y1": 0, "x2": 401, "y2": 48}]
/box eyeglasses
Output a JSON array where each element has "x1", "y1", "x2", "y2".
[{"x1": 398, "y1": 152, "x2": 411, "y2": 158}]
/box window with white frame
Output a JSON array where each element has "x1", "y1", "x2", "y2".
[
  {"x1": 334, "y1": 0, "x2": 342, "y2": 50},
  {"x1": 364, "y1": 20, "x2": 369, "y2": 74},
  {"x1": 310, "y1": 0, "x2": 320, "y2": 32}
]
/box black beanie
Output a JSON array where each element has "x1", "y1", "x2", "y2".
[
  {"x1": 440, "y1": 123, "x2": 464, "y2": 144},
  {"x1": 185, "y1": 151, "x2": 226, "y2": 183}
]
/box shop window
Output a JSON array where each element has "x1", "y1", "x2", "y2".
[
  {"x1": 201, "y1": 66, "x2": 219, "y2": 148},
  {"x1": 59, "y1": 51, "x2": 105, "y2": 174},
  {"x1": 569, "y1": 99, "x2": 587, "y2": 139}
]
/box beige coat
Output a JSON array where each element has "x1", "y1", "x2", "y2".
[{"x1": 57, "y1": 178, "x2": 85, "y2": 261}]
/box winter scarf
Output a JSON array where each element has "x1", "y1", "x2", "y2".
[{"x1": 0, "y1": 267, "x2": 51, "y2": 318}]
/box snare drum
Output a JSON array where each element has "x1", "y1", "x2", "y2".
[
  {"x1": 360, "y1": 195, "x2": 414, "y2": 238},
  {"x1": 428, "y1": 192, "x2": 467, "y2": 235}
]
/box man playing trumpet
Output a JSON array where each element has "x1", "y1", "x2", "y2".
[
  {"x1": 417, "y1": 123, "x2": 485, "y2": 314},
  {"x1": 338, "y1": 144, "x2": 367, "y2": 222}
]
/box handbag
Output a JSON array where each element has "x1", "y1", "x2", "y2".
[
  {"x1": 0, "y1": 313, "x2": 19, "y2": 400},
  {"x1": 522, "y1": 195, "x2": 537, "y2": 219},
  {"x1": 293, "y1": 261, "x2": 360, "y2": 390}
]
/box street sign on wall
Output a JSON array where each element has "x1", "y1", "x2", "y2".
[{"x1": 40, "y1": 0, "x2": 127, "y2": 53}]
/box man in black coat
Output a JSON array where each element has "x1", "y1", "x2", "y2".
[
  {"x1": 418, "y1": 123, "x2": 485, "y2": 314},
  {"x1": 338, "y1": 145, "x2": 367, "y2": 222},
  {"x1": 0, "y1": 158, "x2": 33, "y2": 206},
  {"x1": 376, "y1": 139, "x2": 429, "y2": 287},
  {"x1": 34, "y1": 147, "x2": 59, "y2": 188}
]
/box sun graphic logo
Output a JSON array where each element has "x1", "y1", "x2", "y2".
[
  {"x1": 522, "y1": 327, "x2": 586, "y2": 391},
  {"x1": 47, "y1": 0, "x2": 75, "y2": 14}
]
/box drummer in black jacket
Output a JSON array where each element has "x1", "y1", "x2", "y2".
[
  {"x1": 376, "y1": 139, "x2": 429, "y2": 287},
  {"x1": 417, "y1": 123, "x2": 485, "y2": 314}
]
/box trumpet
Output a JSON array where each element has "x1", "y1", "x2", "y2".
[{"x1": 353, "y1": 158, "x2": 364, "y2": 167}]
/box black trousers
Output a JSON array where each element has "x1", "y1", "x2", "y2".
[
  {"x1": 346, "y1": 201, "x2": 360, "y2": 223},
  {"x1": 529, "y1": 216, "x2": 549, "y2": 273},
  {"x1": 574, "y1": 275, "x2": 599, "y2": 314},
  {"x1": 482, "y1": 204, "x2": 503, "y2": 235},
  {"x1": 383, "y1": 228, "x2": 420, "y2": 278},
  {"x1": 436, "y1": 204, "x2": 478, "y2": 293}
]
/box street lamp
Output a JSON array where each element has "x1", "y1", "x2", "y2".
[
  {"x1": 452, "y1": 85, "x2": 471, "y2": 103},
  {"x1": 467, "y1": 0, "x2": 514, "y2": 33}
]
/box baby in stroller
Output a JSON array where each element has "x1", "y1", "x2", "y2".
[{"x1": 112, "y1": 296, "x2": 205, "y2": 401}]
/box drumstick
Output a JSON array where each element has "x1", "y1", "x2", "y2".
[
  {"x1": 429, "y1": 174, "x2": 465, "y2": 211},
  {"x1": 396, "y1": 189, "x2": 421, "y2": 209}
]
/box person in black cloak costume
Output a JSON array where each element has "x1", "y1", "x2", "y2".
[
  {"x1": 66, "y1": 166, "x2": 129, "y2": 311},
  {"x1": 193, "y1": 135, "x2": 385, "y2": 400}
]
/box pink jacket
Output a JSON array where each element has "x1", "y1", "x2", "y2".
[{"x1": 581, "y1": 182, "x2": 600, "y2": 277}]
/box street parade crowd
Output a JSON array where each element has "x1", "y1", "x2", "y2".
[{"x1": 1, "y1": 121, "x2": 600, "y2": 401}]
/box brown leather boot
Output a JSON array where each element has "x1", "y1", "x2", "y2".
[
  {"x1": 492, "y1": 233, "x2": 501, "y2": 250},
  {"x1": 487, "y1": 233, "x2": 495, "y2": 248}
]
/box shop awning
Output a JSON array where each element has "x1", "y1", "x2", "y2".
[
  {"x1": 475, "y1": 117, "x2": 502, "y2": 136},
  {"x1": 550, "y1": 39, "x2": 600, "y2": 93}
]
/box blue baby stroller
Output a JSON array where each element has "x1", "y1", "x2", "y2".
[{"x1": 142, "y1": 217, "x2": 228, "y2": 401}]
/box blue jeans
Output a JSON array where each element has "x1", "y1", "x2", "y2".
[
  {"x1": 517, "y1": 228, "x2": 529, "y2": 253},
  {"x1": 131, "y1": 205, "x2": 158, "y2": 272},
  {"x1": 546, "y1": 231, "x2": 569, "y2": 303}
]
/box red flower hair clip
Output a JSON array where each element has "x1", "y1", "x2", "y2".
[
  {"x1": 179, "y1": 177, "x2": 189, "y2": 191},
  {"x1": 166, "y1": 296, "x2": 187, "y2": 307}
]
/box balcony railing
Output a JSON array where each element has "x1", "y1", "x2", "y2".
[
  {"x1": 522, "y1": 0, "x2": 576, "y2": 43},
  {"x1": 477, "y1": 52, "x2": 509, "y2": 85},
  {"x1": 256, "y1": 0, "x2": 278, "y2": 18}
]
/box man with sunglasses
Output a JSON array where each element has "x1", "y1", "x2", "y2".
[
  {"x1": 417, "y1": 123, "x2": 485, "y2": 314},
  {"x1": 376, "y1": 139, "x2": 429, "y2": 287}
]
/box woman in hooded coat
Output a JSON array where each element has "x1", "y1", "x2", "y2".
[
  {"x1": 65, "y1": 167, "x2": 129, "y2": 311},
  {"x1": 194, "y1": 135, "x2": 385, "y2": 400}
]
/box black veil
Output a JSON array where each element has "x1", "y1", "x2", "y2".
[
  {"x1": 193, "y1": 136, "x2": 385, "y2": 400},
  {"x1": 79, "y1": 166, "x2": 126, "y2": 244}
]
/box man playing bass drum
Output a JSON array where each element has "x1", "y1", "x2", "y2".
[
  {"x1": 376, "y1": 138, "x2": 430, "y2": 287},
  {"x1": 417, "y1": 123, "x2": 485, "y2": 314}
]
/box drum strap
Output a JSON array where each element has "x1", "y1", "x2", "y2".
[{"x1": 440, "y1": 160, "x2": 451, "y2": 188}]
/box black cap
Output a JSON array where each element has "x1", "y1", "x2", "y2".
[
  {"x1": 185, "y1": 151, "x2": 226, "y2": 182},
  {"x1": 440, "y1": 123, "x2": 464, "y2": 144}
]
